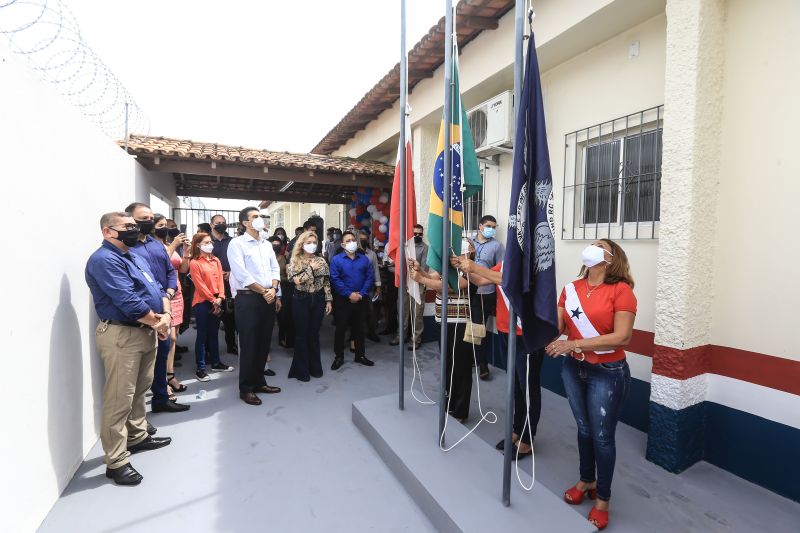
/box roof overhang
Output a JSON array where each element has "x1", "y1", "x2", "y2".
[{"x1": 121, "y1": 135, "x2": 394, "y2": 203}]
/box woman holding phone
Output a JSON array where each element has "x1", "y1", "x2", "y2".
[
  {"x1": 189, "y1": 232, "x2": 233, "y2": 382},
  {"x1": 545, "y1": 239, "x2": 636, "y2": 530},
  {"x1": 286, "y1": 231, "x2": 332, "y2": 381},
  {"x1": 153, "y1": 214, "x2": 189, "y2": 398}
]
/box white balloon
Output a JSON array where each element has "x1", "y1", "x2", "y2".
[
  {"x1": 379, "y1": 224, "x2": 388, "y2": 233},
  {"x1": 379, "y1": 193, "x2": 389, "y2": 203},
  {"x1": 379, "y1": 216, "x2": 388, "y2": 224},
  {"x1": 349, "y1": 208, "x2": 356, "y2": 217},
  {"x1": 367, "y1": 205, "x2": 376, "y2": 214}
]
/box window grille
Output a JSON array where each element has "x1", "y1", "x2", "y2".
[
  {"x1": 463, "y1": 162, "x2": 488, "y2": 234},
  {"x1": 562, "y1": 105, "x2": 663, "y2": 240}
]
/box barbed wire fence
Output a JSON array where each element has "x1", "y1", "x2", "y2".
[{"x1": 0, "y1": 0, "x2": 150, "y2": 142}]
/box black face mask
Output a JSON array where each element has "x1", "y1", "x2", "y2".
[
  {"x1": 167, "y1": 228, "x2": 181, "y2": 238},
  {"x1": 272, "y1": 245, "x2": 282, "y2": 254},
  {"x1": 137, "y1": 220, "x2": 155, "y2": 235},
  {"x1": 414, "y1": 235, "x2": 422, "y2": 244},
  {"x1": 213, "y1": 223, "x2": 227, "y2": 234},
  {"x1": 154, "y1": 227, "x2": 169, "y2": 239},
  {"x1": 333, "y1": 232, "x2": 341, "y2": 241},
  {"x1": 114, "y1": 228, "x2": 141, "y2": 247},
  {"x1": 360, "y1": 238, "x2": 369, "y2": 247}
]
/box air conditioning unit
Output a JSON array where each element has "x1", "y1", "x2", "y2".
[{"x1": 467, "y1": 90, "x2": 514, "y2": 156}]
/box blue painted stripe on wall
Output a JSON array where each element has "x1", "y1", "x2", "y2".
[
  {"x1": 705, "y1": 402, "x2": 800, "y2": 503},
  {"x1": 646, "y1": 401, "x2": 706, "y2": 473}
]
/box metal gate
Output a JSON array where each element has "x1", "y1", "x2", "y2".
[{"x1": 171, "y1": 208, "x2": 241, "y2": 238}]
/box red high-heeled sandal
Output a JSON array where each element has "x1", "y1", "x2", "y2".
[
  {"x1": 588, "y1": 507, "x2": 609, "y2": 530},
  {"x1": 563, "y1": 484, "x2": 597, "y2": 504}
]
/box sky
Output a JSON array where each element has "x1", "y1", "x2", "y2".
[
  {"x1": 55, "y1": 0, "x2": 445, "y2": 212},
  {"x1": 65, "y1": 0, "x2": 443, "y2": 153}
]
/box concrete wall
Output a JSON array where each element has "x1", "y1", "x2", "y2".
[
  {"x1": 711, "y1": 0, "x2": 800, "y2": 360},
  {"x1": 0, "y1": 50, "x2": 175, "y2": 531}
]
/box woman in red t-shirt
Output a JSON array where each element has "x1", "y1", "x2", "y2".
[{"x1": 545, "y1": 239, "x2": 637, "y2": 531}]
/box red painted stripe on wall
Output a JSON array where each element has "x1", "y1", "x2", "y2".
[
  {"x1": 627, "y1": 329, "x2": 655, "y2": 357},
  {"x1": 649, "y1": 340, "x2": 800, "y2": 396},
  {"x1": 709, "y1": 345, "x2": 799, "y2": 397}
]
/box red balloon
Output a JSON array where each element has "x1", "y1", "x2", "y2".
[{"x1": 356, "y1": 205, "x2": 365, "y2": 215}]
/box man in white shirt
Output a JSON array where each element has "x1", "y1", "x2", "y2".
[{"x1": 227, "y1": 207, "x2": 282, "y2": 406}]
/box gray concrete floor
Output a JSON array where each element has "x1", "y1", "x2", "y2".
[{"x1": 40, "y1": 321, "x2": 800, "y2": 532}]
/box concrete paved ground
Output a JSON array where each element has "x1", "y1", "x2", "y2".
[{"x1": 40, "y1": 321, "x2": 800, "y2": 532}]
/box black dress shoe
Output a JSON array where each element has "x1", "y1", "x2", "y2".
[
  {"x1": 227, "y1": 345, "x2": 239, "y2": 355},
  {"x1": 407, "y1": 342, "x2": 421, "y2": 351},
  {"x1": 146, "y1": 421, "x2": 157, "y2": 436},
  {"x1": 264, "y1": 368, "x2": 276, "y2": 377},
  {"x1": 331, "y1": 357, "x2": 344, "y2": 370},
  {"x1": 151, "y1": 401, "x2": 191, "y2": 413},
  {"x1": 355, "y1": 355, "x2": 375, "y2": 366},
  {"x1": 479, "y1": 363, "x2": 491, "y2": 380},
  {"x1": 128, "y1": 436, "x2": 172, "y2": 454},
  {"x1": 366, "y1": 334, "x2": 381, "y2": 343},
  {"x1": 175, "y1": 345, "x2": 189, "y2": 353},
  {"x1": 240, "y1": 392, "x2": 262, "y2": 405},
  {"x1": 255, "y1": 384, "x2": 281, "y2": 394},
  {"x1": 106, "y1": 464, "x2": 143, "y2": 485},
  {"x1": 508, "y1": 443, "x2": 533, "y2": 460}
]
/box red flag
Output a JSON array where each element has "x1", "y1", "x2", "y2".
[{"x1": 387, "y1": 120, "x2": 416, "y2": 289}]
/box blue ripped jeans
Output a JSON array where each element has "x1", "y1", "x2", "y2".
[{"x1": 561, "y1": 356, "x2": 630, "y2": 501}]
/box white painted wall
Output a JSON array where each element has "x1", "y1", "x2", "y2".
[
  {"x1": 0, "y1": 51, "x2": 172, "y2": 531},
  {"x1": 710, "y1": 0, "x2": 800, "y2": 361}
]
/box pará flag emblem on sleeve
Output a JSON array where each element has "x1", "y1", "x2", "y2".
[
  {"x1": 501, "y1": 31, "x2": 559, "y2": 352},
  {"x1": 426, "y1": 48, "x2": 482, "y2": 290}
]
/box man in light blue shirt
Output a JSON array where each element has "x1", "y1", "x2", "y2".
[{"x1": 471, "y1": 215, "x2": 504, "y2": 379}]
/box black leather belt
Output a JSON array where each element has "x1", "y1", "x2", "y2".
[
  {"x1": 236, "y1": 289, "x2": 259, "y2": 296},
  {"x1": 106, "y1": 320, "x2": 148, "y2": 329}
]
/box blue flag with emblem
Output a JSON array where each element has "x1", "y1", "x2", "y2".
[{"x1": 501, "y1": 31, "x2": 558, "y2": 352}]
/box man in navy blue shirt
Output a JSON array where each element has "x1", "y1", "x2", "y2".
[
  {"x1": 210, "y1": 213, "x2": 238, "y2": 354},
  {"x1": 329, "y1": 231, "x2": 374, "y2": 370},
  {"x1": 126, "y1": 202, "x2": 189, "y2": 413},
  {"x1": 86, "y1": 211, "x2": 174, "y2": 485}
]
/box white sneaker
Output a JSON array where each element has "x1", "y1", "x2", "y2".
[
  {"x1": 196, "y1": 370, "x2": 211, "y2": 382},
  {"x1": 210, "y1": 363, "x2": 234, "y2": 372}
]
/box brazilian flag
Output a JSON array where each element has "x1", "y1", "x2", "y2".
[{"x1": 426, "y1": 52, "x2": 482, "y2": 290}]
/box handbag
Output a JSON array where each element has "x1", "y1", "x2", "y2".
[{"x1": 463, "y1": 321, "x2": 486, "y2": 345}]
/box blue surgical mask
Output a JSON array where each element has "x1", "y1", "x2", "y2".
[{"x1": 481, "y1": 227, "x2": 496, "y2": 239}]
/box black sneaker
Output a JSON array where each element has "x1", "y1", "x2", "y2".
[
  {"x1": 211, "y1": 363, "x2": 234, "y2": 372},
  {"x1": 331, "y1": 357, "x2": 344, "y2": 371},
  {"x1": 355, "y1": 355, "x2": 375, "y2": 367},
  {"x1": 196, "y1": 370, "x2": 211, "y2": 382}
]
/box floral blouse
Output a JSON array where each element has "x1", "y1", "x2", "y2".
[{"x1": 286, "y1": 256, "x2": 332, "y2": 302}]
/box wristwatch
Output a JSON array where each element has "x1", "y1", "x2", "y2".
[{"x1": 573, "y1": 342, "x2": 583, "y2": 354}]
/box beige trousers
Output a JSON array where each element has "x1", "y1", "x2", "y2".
[
  {"x1": 95, "y1": 323, "x2": 157, "y2": 469},
  {"x1": 398, "y1": 290, "x2": 425, "y2": 345}
]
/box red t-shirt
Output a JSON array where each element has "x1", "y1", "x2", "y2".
[
  {"x1": 493, "y1": 263, "x2": 523, "y2": 336},
  {"x1": 558, "y1": 278, "x2": 637, "y2": 362}
]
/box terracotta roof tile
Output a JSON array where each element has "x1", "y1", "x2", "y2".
[{"x1": 120, "y1": 135, "x2": 394, "y2": 176}]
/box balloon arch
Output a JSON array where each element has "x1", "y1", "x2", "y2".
[{"x1": 348, "y1": 187, "x2": 390, "y2": 245}]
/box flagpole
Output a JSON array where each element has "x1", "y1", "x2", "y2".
[
  {"x1": 502, "y1": 0, "x2": 526, "y2": 507},
  {"x1": 439, "y1": 0, "x2": 454, "y2": 445},
  {"x1": 398, "y1": 0, "x2": 408, "y2": 411}
]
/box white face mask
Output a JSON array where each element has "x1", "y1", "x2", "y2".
[
  {"x1": 344, "y1": 241, "x2": 358, "y2": 253},
  {"x1": 581, "y1": 245, "x2": 612, "y2": 268},
  {"x1": 200, "y1": 243, "x2": 214, "y2": 254},
  {"x1": 251, "y1": 216, "x2": 265, "y2": 231},
  {"x1": 303, "y1": 243, "x2": 317, "y2": 254}
]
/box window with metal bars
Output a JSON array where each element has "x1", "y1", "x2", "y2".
[
  {"x1": 562, "y1": 105, "x2": 663, "y2": 240},
  {"x1": 463, "y1": 162, "x2": 487, "y2": 233}
]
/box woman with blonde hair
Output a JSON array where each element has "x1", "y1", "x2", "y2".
[
  {"x1": 286, "y1": 230, "x2": 332, "y2": 381},
  {"x1": 545, "y1": 239, "x2": 636, "y2": 530}
]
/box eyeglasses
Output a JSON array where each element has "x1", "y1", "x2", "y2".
[{"x1": 108, "y1": 224, "x2": 139, "y2": 231}]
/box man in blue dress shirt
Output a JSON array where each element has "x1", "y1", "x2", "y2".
[
  {"x1": 329, "y1": 231, "x2": 375, "y2": 370},
  {"x1": 126, "y1": 202, "x2": 190, "y2": 413},
  {"x1": 86, "y1": 212, "x2": 174, "y2": 485}
]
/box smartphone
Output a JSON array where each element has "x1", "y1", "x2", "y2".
[{"x1": 179, "y1": 223, "x2": 187, "y2": 234}]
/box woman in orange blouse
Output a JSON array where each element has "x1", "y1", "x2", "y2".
[
  {"x1": 545, "y1": 239, "x2": 636, "y2": 530},
  {"x1": 189, "y1": 233, "x2": 233, "y2": 382}
]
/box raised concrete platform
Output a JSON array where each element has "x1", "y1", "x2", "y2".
[{"x1": 353, "y1": 392, "x2": 596, "y2": 533}]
